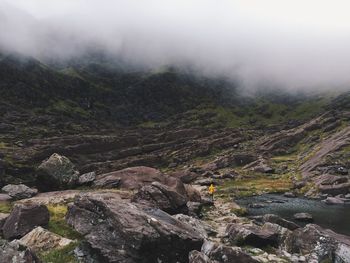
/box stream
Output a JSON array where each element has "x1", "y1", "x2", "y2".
[{"x1": 236, "y1": 194, "x2": 350, "y2": 236}]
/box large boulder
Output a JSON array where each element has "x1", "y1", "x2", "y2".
[
  {"x1": 94, "y1": 166, "x2": 166, "y2": 190},
  {"x1": 66, "y1": 193, "x2": 203, "y2": 263},
  {"x1": 19, "y1": 226, "x2": 73, "y2": 253},
  {"x1": 2, "y1": 203, "x2": 50, "y2": 240},
  {"x1": 36, "y1": 153, "x2": 79, "y2": 191},
  {"x1": 285, "y1": 224, "x2": 350, "y2": 263},
  {"x1": 225, "y1": 223, "x2": 279, "y2": 248},
  {"x1": 1, "y1": 184, "x2": 38, "y2": 200},
  {"x1": 0, "y1": 239, "x2": 40, "y2": 263},
  {"x1": 132, "y1": 182, "x2": 188, "y2": 215}
]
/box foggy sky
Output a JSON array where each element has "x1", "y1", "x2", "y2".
[{"x1": 1, "y1": 0, "x2": 350, "y2": 91}]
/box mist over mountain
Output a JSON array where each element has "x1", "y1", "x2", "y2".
[{"x1": 1, "y1": 0, "x2": 350, "y2": 91}]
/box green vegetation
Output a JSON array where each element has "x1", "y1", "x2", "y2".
[
  {"x1": 47, "y1": 205, "x2": 82, "y2": 240},
  {"x1": 50, "y1": 100, "x2": 90, "y2": 119},
  {"x1": 217, "y1": 174, "x2": 293, "y2": 198},
  {"x1": 0, "y1": 202, "x2": 12, "y2": 213},
  {"x1": 39, "y1": 242, "x2": 79, "y2": 263}
]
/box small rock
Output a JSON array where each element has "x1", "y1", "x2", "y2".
[
  {"x1": 248, "y1": 203, "x2": 266, "y2": 209},
  {"x1": 293, "y1": 213, "x2": 313, "y2": 222},
  {"x1": 1, "y1": 184, "x2": 38, "y2": 200},
  {"x1": 283, "y1": 192, "x2": 296, "y2": 198},
  {"x1": 78, "y1": 172, "x2": 96, "y2": 186}
]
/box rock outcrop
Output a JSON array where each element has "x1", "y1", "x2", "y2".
[{"x1": 66, "y1": 193, "x2": 203, "y2": 263}]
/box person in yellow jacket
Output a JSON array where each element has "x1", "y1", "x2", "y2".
[{"x1": 208, "y1": 183, "x2": 215, "y2": 201}]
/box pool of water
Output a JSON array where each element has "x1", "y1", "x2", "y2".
[{"x1": 236, "y1": 194, "x2": 350, "y2": 236}]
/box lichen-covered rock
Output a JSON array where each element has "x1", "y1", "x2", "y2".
[
  {"x1": 1, "y1": 184, "x2": 38, "y2": 200},
  {"x1": 0, "y1": 239, "x2": 40, "y2": 263},
  {"x1": 19, "y1": 226, "x2": 73, "y2": 253},
  {"x1": 2, "y1": 203, "x2": 49, "y2": 240},
  {"x1": 36, "y1": 153, "x2": 79, "y2": 190},
  {"x1": 66, "y1": 193, "x2": 203, "y2": 263}
]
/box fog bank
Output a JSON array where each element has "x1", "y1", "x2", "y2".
[{"x1": 1, "y1": 0, "x2": 350, "y2": 91}]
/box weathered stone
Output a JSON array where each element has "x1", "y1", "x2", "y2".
[
  {"x1": 93, "y1": 175, "x2": 121, "y2": 188},
  {"x1": 0, "y1": 239, "x2": 40, "y2": 263},
  {"x1": 319, "y1": 182, "x2": 350, "y2": 196},
  {"x1": 173, "y1": 214, "x2": 216, "y2": 239},
  {"x1": 201, "y1": 240, "x2": 259, "y2": 263},
  {"x1": 66, "y1": 193, "x2": 203, "y2": 263},
  {"x1": 260, "y1": 214, "x2": 300, "y2": 230},
  {"x1": 0, "y1": 212, "x2": 9, "y2": 230},
  {"x1": 226, "y1": 223, "x2": 279, "y2": 248},
  {"x1": 285, "y1": 224, "x2": 350, "y2": 262},
  {"x1": 189, "y1": 250, "x2": 215, "y2": 263},
  {"x1": 94, "y1": 166, "x2": 165, "y2": 190},
  {"x1": 170, "y1": 170, "x2": 199, "y2": 184},
  {"x1": 1, "y1": 184, "x2": 38, "y2": 200},
  {"x1": 0, "y1": 193, "x2": 12, "y2": 202},
  {"x1": 36, "y1": 153, "x2": 79, "y2": 190},
  {"x1": 184, "y1": 184, "x2": 202, "y2": 202},
  {"x1": 2, "y1": 203, "x2": 50, "y2": 240},
  {"x1": 78, "y1": 172, "x2": 96, "y2": 186},
  {"x1": 293, "y1": 213, "x2": 313, "y2": 222},
  {"x1": 132, "y1": 182, "x2": 188, "y2": 215},
  {"x1": 19, "y1": 226, "x2": 73, "y2": 253},
  {"x1": 187, "y1": 201, "x2": 203, "y2": 217}
]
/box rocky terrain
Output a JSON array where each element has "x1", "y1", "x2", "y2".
[{"x1": 1, "y1": 53, "x2": 350, "y2": 262}]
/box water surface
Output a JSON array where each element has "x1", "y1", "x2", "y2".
[{"x1": 237, "y1": 194, "x2": 350, "y2": 236}]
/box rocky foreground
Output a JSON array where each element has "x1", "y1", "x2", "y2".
[{"x1": 1, "y1": 141, "x2": 350, "y2": 263}]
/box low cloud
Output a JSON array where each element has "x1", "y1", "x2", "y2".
[{"x1": 1, "y1": 0, "x2": 350, "y2": 91}]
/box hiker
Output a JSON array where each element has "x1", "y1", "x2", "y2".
[{"x1": 209, "y1": 183, "x2": 215, "y2": 201}]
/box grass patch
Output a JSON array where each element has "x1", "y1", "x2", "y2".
[
  {"x1": 47, "y1": 205, "x2": 82, "y2": 240},
  {"x1": 39, "y1": 242, "x2": 79, "y2": 263},
  {"x1": 218, "y1": 175, "x2": 293, "y2": 198},
  {"x1": 0, "y1": 202, "x2": 12, "y2": 213}
]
